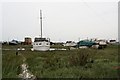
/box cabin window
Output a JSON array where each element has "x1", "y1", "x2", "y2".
[
  {"x1": 46, "y1": 43, "x2": 49, "y2": 45},
  {"x1": 39, "y1": 43, "x2": 42, "y2": 45},
  {"x1": 36, "y1": 43, "x2": 38, "y2": 45}
]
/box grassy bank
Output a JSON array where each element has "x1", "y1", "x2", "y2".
[{"x1": 2, "y1": 44, "x2": 119, "y2": 78}]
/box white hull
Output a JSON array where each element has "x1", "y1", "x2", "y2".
[
  {"x1": 33, "y1": 42, "x2": 50, "y2": 51},
  {"x1": 63, "y1": 43, "x2": 77, "y2": 47},
  {"x1": 33, "y1": 46, "x2": 50, "y2": 51}
]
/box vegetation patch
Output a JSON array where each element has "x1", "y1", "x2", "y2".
[{"x1": 2, "y1": 44, "x2": 119, "y2": 78}]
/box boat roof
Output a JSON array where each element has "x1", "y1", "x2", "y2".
[{"x1": 34, "y1": 37, "x2": 49, "y2": 42}]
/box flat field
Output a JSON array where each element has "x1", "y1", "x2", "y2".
[{"x1": 2, "y1": 44, "x2": 120, "y2": 78}]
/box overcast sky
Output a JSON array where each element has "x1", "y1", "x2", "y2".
[{"x1": 1, "y1": 0, "x2": 118, "y2": 42}]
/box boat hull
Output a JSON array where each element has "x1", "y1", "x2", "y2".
[
  {"x1": 32, "y1": 42, "x2": 50, "y2": 51},
  {"x1": 33, "y1": 46, "x2": 50, "y2": 51}
]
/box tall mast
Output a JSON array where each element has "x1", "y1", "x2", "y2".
[{"x1": 40, "y1": 10, "x2": 42, "y2": 38}]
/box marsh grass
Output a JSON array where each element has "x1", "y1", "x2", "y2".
[{"x1": 2, "y1": 44, "x2": 119, "y2": 78}]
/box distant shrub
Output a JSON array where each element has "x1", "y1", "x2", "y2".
[{"x1": 43, "y1": 56, "x2": 60, "y2": 70}]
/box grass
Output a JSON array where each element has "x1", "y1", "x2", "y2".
[{"x1": 2, "y1": 44, "x2": 120, "y2": 78}]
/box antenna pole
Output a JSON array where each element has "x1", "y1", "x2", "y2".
[{"x1": 40, "y1": 10, "x2": 42, "y2": 38}]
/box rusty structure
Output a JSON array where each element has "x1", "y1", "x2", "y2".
[{"x1": 24, "y1": 37, "x2": 32, "y2": 45}]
